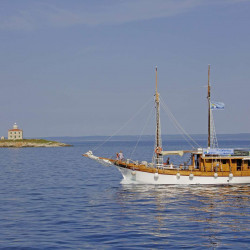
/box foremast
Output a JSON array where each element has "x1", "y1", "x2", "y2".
[
  {"x1": 207, "y1": 65, "x2": 211, "y2": 148},
  {"x1": 153, "y1": 66, "x2": 163, "y2": 167}
]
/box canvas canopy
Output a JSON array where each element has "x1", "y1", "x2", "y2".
[
  {"x1": 161, "y1": 151, "x2": 184, "y2": 157},
  {"x1": 243, "y1": 157, "x2": 250, "y2": 160}
]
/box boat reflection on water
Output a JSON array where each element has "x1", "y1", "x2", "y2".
[{"x1": 114, "y1": 184, "x2": 250, "y2": 248}]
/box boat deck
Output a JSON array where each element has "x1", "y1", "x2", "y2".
[{"x1": 110, "y1": 158, "x2": 250, "y2": 177}]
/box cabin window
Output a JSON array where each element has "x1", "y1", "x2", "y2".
[
  {"x1": 248, "y1": 160, "x2": 250, "y2": 167},
  {"x1": 195, "y1": 155, "x2": 200, "y2": 168},
  {"x1": 236, "y1": 159, "x2": 242, "y2": 171},
  {"x1": 222, "y1": 159, "x2": 227, "y2": 164}
]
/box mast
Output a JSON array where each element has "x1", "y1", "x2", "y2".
[
  {"x1": 156, "y1": 66, "x2": 160, "y2": 149},
  {"x1": 207, "y1": 65, "x2": 211, "y2": 148},
  {"x1": 154, "y1": 66, "x2": 163, "y2": 166}
]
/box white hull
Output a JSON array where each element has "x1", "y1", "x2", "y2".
[{"x1": 117, "y1": 166, "x2": 250, "y2": 185}]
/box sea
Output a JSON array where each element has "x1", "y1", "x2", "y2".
[{"x1": 0, "y1": 136, "x2": 249, "y2": 249}]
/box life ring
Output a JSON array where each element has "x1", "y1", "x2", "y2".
[{"x1": 155, "y1": 147, "x2": 162, "y2": 154}]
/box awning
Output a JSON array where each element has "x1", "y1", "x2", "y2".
[
  {"x1": 243, "y1": 157, "x2": 250, "y2": 160},
  {"x1": 161, "y1": 151, "x2": 184, "y2": 157}
]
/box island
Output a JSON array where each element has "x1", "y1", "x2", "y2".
[{"x1": 0, "y1": 139, "x2": 71, "y2": 148}]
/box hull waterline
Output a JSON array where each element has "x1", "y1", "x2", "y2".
[{"x1": 117, "y1": 166, "x2": 250, "y2": 185}]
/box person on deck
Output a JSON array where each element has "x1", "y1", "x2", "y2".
[
  {"x1": 166, "y1": 157, "x2": 170, "y2": 165},
  {"x1": 116, "y1": 152, "x2": 119, "y2": 160},
  {"x1": 119, "y1": 151, "x2": 124, "y2": 161}
]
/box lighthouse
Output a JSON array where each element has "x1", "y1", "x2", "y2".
[{"x1": 8, "y1": 123, "x2": 23, "y2": 140}]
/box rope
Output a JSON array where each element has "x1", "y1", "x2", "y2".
[
  {"x1": 129, "y1": 103, "x2": 154, "y2": 159},
  {"x1": 92, "y1": 96, "x2": 154, "y2": 153},
  {"x1": 160, "y1": 97, "x2": 201, "y2": 149},
  {"x1": 210, "y1": 111, "x2": 219, "y2": 148}
]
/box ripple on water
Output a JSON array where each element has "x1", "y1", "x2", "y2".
[{"x1": 0, "y1": 141, "x2": 249, "y2": 248}]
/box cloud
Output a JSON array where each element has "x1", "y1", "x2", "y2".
[
  {"x1": 0, "y1": 0, "x2": 249, "y2": 31},
  {"x1": 0, "y1": 12, "x2": 34, "y2": 31}
]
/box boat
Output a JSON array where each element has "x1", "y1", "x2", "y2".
[{"x1": 83, "y1": 66, "x2": 250, "y2": 184}]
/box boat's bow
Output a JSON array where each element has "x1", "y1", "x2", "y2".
[{"x1": 83, "y1": 151, "x2": 114, "y2": 167}]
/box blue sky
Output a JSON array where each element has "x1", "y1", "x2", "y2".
[{"x1": 0, "y1": 0, "x2": 250, "y2": 137}]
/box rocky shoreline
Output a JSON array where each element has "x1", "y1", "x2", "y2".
[{"x1": 0, "y1": 139, "x2": 71, "y2": 148}]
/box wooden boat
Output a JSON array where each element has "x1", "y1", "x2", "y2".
[{"x1": 83, "y1": 66, "x2": 250, "y2": 184}]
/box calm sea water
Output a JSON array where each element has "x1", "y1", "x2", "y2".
[{"x1": 0, "y1": 138, "x2": 249, "y2": 249}]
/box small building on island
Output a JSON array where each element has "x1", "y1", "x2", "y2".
[{"x1": 8, "y1": 123, "x2": 23, "y2": 140}]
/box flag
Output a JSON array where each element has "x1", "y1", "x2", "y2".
[{"x1": 211, "y1": 101, "x2": 225, "y2": 110}]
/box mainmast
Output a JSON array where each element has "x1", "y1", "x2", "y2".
[
  {"x1": 207, "y1": 65, "x2": 211, "y2": 148},
  {"x1": 156, "y1": 66, "x2": 160, "y2": 149},
  {"x1": 154, "y1": 66, "x2": 163, "y2": 167}
]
